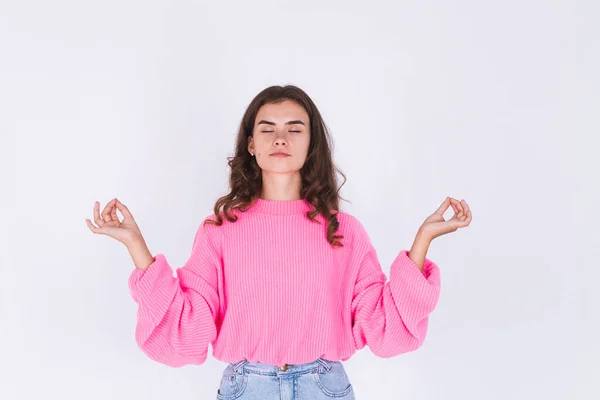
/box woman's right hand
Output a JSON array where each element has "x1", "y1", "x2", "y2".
[{"x1": 85, "y1": 198, "x2": 144, "y2": 248}]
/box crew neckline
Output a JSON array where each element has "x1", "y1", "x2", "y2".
[{"x1": 247, "y1": 197, "x2": 315, "y2": 215}]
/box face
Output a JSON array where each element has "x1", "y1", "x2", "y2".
[{"x1": 248, "y1": 100, "x2": 311, "y2": 174}]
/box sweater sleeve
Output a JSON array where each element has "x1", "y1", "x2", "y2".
[
  {"x1": 350, "y1": 220, "x2": 441, "y2": 358},
  {"x1": 127, "y1": 217, "x2": 221, "y2": 367}
]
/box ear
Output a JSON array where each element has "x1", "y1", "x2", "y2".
[{"x1": 247, "y1": 136, "x2": 254, "y2": 153}]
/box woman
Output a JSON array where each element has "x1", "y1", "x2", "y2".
[{"x1": 86, "y1": 85, "x2": 472, "y2": 399}]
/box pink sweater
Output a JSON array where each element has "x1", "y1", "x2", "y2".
[{"x1": 128, "y1": 198, "x2": 441, "y2": 367}]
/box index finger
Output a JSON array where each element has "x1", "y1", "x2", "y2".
[{"x1": 115, "y1": 199, "x2": 133, "y2": 219}]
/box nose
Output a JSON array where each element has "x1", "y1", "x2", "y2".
[{"x1": 274, "y1": 136, "x2": 288, "y2": 146}]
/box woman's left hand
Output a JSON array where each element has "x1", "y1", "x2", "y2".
[{"x1": 419, "y1": 197, "x2": 472, "y2": 241}]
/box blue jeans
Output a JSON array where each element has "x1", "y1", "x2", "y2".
[{"x1": 216, "y1": 357, "x2": 356, "y2": 399}]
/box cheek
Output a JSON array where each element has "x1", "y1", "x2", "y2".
[{"x1": 301, "y1": 138, "x2": 311, "y2": 154}]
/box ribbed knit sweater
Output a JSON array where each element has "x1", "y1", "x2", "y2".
[{"x1": 128, "y1": 197, "x2": 441, "y2": 367}]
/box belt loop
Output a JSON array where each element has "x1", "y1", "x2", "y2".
[
  {"x1": 316, "y1": 357, "x2": 332, "y2": 371},
  {"x1": 231, "y1": 359, "x2": 248, "y2": 373}
]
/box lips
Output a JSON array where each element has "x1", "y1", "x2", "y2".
[{"x1": 270, "y1": 152, "x2": 290, "y2": 156}]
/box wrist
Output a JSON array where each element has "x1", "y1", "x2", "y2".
[
  {"x1": 126, "y1": 237, "x2": 154, "y2": 270},
  {"x1": 416, "y1": 227, "x2": 433, "y2": 244},
  {"x1": 125, "y1": 233, "x2": 146, "y2": 250}
]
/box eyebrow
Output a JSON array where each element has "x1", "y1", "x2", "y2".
[{"x1": 257, "y1": 120, "x2": 306, "y2": 126}]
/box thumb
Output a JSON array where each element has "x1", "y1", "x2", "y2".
[{"x1": 433, "y1": 197, "x2": 451, "y2": 216}]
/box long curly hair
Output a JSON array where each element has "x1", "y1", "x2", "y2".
[{"x1": 204, "y1": 84, "x2": 348, "y2": 247}]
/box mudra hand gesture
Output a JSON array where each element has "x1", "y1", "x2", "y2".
[
  {"x1": 85, "y1": 198, "x2": 144, "y2": 247},
  {"x1": 419, "y1": 197, "x2": 472, "y2": 241}
]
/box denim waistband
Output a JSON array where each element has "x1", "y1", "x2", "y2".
[{"x1": 230, "y1": 357, "x2": 334, "y2": 376}]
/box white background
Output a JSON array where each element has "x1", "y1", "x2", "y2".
[{"x1": 1, "y1": 0, "x2": 595, "y2": 399}]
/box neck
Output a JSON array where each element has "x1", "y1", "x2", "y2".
[{"x1": 259, "y1": 171, "x2": 302, "y2": 201}]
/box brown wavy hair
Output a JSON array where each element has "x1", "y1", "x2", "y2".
[{"x1": 204, "y1": 84, "x2": 348, "y2": 247}]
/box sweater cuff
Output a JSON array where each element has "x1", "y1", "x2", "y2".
[
  {"x1": 128, "y1": 253, "x2": 171, "y2": 304},
  {"x1": 389, "y1": 250, "x2": 441, "y2": 312}
]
